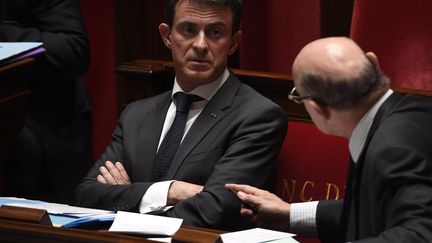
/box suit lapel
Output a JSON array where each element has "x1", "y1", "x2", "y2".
[
  {"x1": 343, "y1": 92, "x2": 405, "y2": 241},
  {"x1": 134, "y1": 92, "x2": 172, "y2": 181},
  {"x1": 341, "y1": 156, "x2": 356, "y2": 241},
  {"x1": 165, "y1": 74, "x2": 242, "y2": 179}
]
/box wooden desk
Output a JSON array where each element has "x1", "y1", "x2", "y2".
[
  {"x1": 0, "y1": 218, "x2": 222, "y2": 243},
  {"x1": 0, "y1": 58, "x2": 33, "y2": 195}
]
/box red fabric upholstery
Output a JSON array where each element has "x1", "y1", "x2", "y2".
[
  {"x1": 275, "y1": 121, "x2": 349, "y2": 243},
  {"x1": 240, "y1": 0, "x2": 320, "y2": 74},
  {"x1": 350, "y1": 0, "x2": 432, "y2": 91},
  {"x1": 275, "y1": 121, "x2": 349, "y2": 203},
  {"x1": 80, "y1": 0, "x2": 118, "y2": 161}
]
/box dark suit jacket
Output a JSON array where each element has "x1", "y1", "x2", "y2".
[
  {"x1": 316, "y1": 92, "x2": 432, "y2": 242},
  {"x1": 1, "y1": 0, "x2": 91, "y2": 204},
  {"x1": 76, "y1": 73, "x2": 288, "y2": 230}
]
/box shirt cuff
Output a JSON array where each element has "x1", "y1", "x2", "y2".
[
  {"x1": 290, "y1": 201, "x2": 319, "y2": 237},
  {"x1": 139, "y1": 180, "x2": 175, "y2": 214}
]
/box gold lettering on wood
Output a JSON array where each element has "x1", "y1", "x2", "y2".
[
  {"x1": 300, "y1": 181, "x2": 314, "y2": 202},
  {"x1": 280, "y1": 179, "x2": 296, "y2": 203},
  {"x1": 325, "y1": 182, "x2": 340, "y2": 200}
]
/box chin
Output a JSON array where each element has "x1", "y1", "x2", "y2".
[{"x1": 187, "y1": 69, "x2": 214, "y2": 81}]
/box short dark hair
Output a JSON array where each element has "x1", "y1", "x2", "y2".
[
  {"x1": 165, "y1": 0, "x2": 241, "y2": 34},
  {"x1": 299, "y1": 57, "x2": 389, "y2": 110}
]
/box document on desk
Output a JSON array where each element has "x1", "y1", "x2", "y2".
[
  {"x1": 220, "y1": 227, "x2": 298, "y2": 243},
  {"x1": 5, "y1": 201, "x2": 114, "y2": 217},
  {"x1": 0, "y1": 197, "x2": 116, "y2": 228},
  {"x1": 109, "y1": 211, "x2": 183, "y2": 236},
  {"x1": 0, "y1": 42, "x2": 43, "y2": 61}
]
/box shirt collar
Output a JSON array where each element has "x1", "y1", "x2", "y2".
[
  {"x1": 171, "y1": 68, "x2": 230, "y2": 101},
  {"x1": 349, "y1": 89, "x2": 393, "y2": 162}
]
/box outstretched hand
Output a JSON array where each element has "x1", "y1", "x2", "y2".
[
  {"x1": 97, "y1": 161, "x2": 131, "y2": 185},
  {"x1": 225, "y1": 183, "x2": 291, "y2": 231}
]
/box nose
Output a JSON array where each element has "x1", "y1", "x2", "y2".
[{"x1": 192, "y1": 31, "x2": 208, "y2": 54}]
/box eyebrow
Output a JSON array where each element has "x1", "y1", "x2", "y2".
[
  {"x1": 206, "y1": 22, "x2": 227, "y2": 29},
  {"x1": 176, "y1": 20, "x2": 227, "y2": 28}
]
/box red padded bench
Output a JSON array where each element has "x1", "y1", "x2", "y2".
[{"x1": 275, "y1": 121, "x2": 349, "y2": 203}]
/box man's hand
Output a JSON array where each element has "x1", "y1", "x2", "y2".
[
  {"x1": 97, "y1": 161, "x2": 131, "y2": 185},
  {"x1": 225, "y1": 183, "x2": 291, "y2": 231},
  {"x1": 167, "y1": 181, "x2": 203, "y2": 205}
]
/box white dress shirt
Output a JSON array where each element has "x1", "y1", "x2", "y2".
[
  {"x1": 289, "y1": 89, "x2": 394, "y2": 236},
  {"x1": 139, "y1": 69, "x2": 230, "y2": 214}
]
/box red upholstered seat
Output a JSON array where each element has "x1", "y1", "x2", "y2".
[
  {"x1": 350, "y1": 0, "x2": 432, "y2": 91},
  {"x1": 275, "y1": 121, "x2": 349, "y2": 203},
  {"x1": 275, "y1": 121, "x2": 349, "y2": 243}
]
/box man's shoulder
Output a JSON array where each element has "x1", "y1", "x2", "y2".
[
  {"x1": 120, "y1": 91, "x2": 171, "y2": 116},
  {"x1": 381, "y1": 93, "x2": 432, "y2": 124},
  {"x1": 236, "y1": 82, "x2": 281, "y2": 108}
]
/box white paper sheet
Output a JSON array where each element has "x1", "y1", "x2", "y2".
[
  {"x1": 0, "y1": 42, "x2": 42, "y2": 61},
  {"x1": 6, "y1": 202, "x2": 114, "y2": 217},
  {"x1": 109, "y1": 211, "x2": 183, "y2": 236},
  {"x1": 220, "y1": 227, "x2": 298, "y2": 243}
]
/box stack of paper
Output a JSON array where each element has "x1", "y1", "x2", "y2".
[
  {"x1": 0, "y1": 42, "x2": 45, "y2": 66},
  {"x1": 109, "y1": 211, "x2": 183, "y2": 236},
  {"x1": 220, "y1": 228, "x2": 299, "y2": 243},
  {"x1": 5, "y1": 201, "x2": 114, "y2": 217},
  {"x1": 0, "y1": 197, "x2": 115, "y2": 228}
]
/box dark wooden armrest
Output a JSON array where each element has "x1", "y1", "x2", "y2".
[{"x1": 0, "y1": 205, "x2": 52, "y2": 226}]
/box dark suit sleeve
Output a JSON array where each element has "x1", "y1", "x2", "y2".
[
  {"x1": 316, "y1": 200, "x2": 344, "y2": 243},
  {"x1": 0, "y1": 0, "x2": 89, "y2": 78},
  {"x1": 353, "y1": 146, "x2": 432, "y2": 243},
  {"x1": 166, "y1": 101, "x2": 288, "y2": 230},
  {"x1": 76, "y1": 102, "x2": 153, "y2": 211}
]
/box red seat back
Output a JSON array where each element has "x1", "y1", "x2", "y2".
[
  {"x1": 350, "y1": 0, "x2": 432, "y2": 91},
  {"x1": 275, "y1": 121, "x2": 349, "y2": 243},
  {"x1": 275, "y1": 121, "x2": 349, "y2": 203}
]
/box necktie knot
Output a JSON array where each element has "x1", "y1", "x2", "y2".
[{"x1": 174, "y1": 92, "x2": 203, "y2": 114}]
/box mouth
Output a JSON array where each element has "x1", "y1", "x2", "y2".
[
  {"x1": 188, "y1": 59, "x2": 211, "y2": 70},
  {"x1": 189, "y1": 58, "x2": 210, "y2": 64}
]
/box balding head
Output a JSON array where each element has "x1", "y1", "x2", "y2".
[
  {"x1": 293, "y1": 37, "x2": 368, "y2": 81},
  {"x1": 292, "y1": 37, "x2": 389, "y2": 110}
]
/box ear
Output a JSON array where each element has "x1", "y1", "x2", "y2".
[
  {"x1": 159, "y1": 23, "x2": 172, "y2": 49},
  {"x1": 228, "y1": 31, "x2": 242, "y2": 55},
  {"x1": 366, "y1": 52, "x2": 380, "y2": 69},
  {"x1": 308, "y1": 100, "x2": 331, "y2": 120}
]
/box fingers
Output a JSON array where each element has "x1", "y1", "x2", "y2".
[
  {"x1": 105, "y1": 161, "x2": 123, "y2": 183},
  {"x1": 225, "y1": 183, "x2": 265, "y2": 196},
  {"x1": 115, "y1": 162, "x2": 131, "y2": 184},
  {"x1": 99, "y1": 163, "x2": 117, "y2": 184},
  {"x1": 240, "y1": 207, "x2": 255, "y2": 216},
  {"x1": 97, "y1": 174, "x2": 107, "y2": 184},
  {"x1": 237, "y1": 191, "x2": 261, "y2": 209},
  {"x1": 98, "y1": 161, "x2": 131, "y2": 185}
]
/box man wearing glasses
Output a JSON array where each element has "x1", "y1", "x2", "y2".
[{"x1": 227, "y1": 37, "x2": 432, "y2": 242}]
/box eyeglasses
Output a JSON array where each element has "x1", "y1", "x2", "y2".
[
  {"x1": 288, "y1": 87, "x2": 314, "y2": 104},
  {"x1": 288, "y1": 87, "x2": 329, "y2": 106}
]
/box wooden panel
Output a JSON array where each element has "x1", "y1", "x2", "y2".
[
  {"x1": 0, "y1": 218, "x2": 222, "y2": 243},
  {"x1": 116, "y1": 59, "x2": 310, "y2": 122},
  {"x1": 0, "y1": 205, "x2": 52, "y2": 226},
  {"x1": 0, "y1": 219, "x2": 151, "y2": 243},
  {"x1": 117, "y1": 59, "x2": 432, "y2": 123}
]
